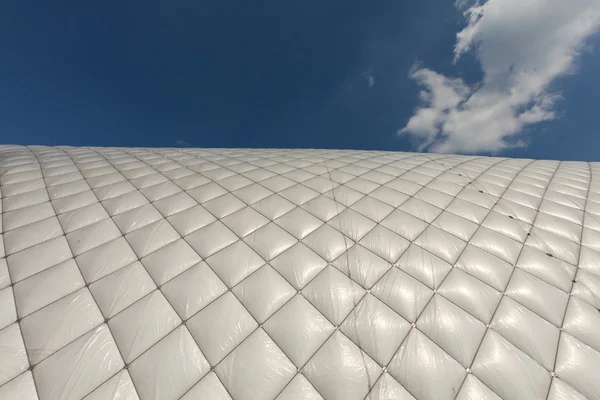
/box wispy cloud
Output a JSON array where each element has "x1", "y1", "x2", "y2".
[
  {"x1": 363, "y1": 71, "x2": 375, "y2": 87},
  {"x1": 399, "y1": 0, "x2": 600, "y2": 154},
  {"x1": 367, "y1": 75, "x2": 375, "y2": 87}
]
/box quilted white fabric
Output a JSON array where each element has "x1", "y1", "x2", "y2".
[{"x1": 1, "y1": 145, "x2": 599, "y2": 400}]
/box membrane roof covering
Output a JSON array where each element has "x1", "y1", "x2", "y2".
[{"x1": 0, "y1": 145, "x2": 599, "y2": 400}]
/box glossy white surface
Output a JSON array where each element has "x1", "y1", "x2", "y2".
[{"x1": 1, "y1": 145, "x2": 599, "y2": 400}]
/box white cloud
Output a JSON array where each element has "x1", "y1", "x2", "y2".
[
  {"x1": 399, "y1": 0, "x2": 600, "y2": 154},
  {"x1": 454, "y1": 0, "x2": 475, "y2": 10},
  {"x1": 363, "y1": 71, "x2": 376, "y2": 87}
]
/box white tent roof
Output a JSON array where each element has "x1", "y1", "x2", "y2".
[{"x1": 0, "y1": 145, "x2": 599, "y2": 400}]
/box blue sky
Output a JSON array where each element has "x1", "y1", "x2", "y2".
[{"x1": 1, "y1": 1, "x2": 599, "y2": 160}]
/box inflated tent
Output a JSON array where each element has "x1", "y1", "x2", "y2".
[{"x1": 0, "y1": 145, "x2": 599, "y2": 400}]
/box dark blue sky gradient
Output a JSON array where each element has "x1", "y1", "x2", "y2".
[{"x1": 1, "y1": 1, "x2": 599, "y2": 160}]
